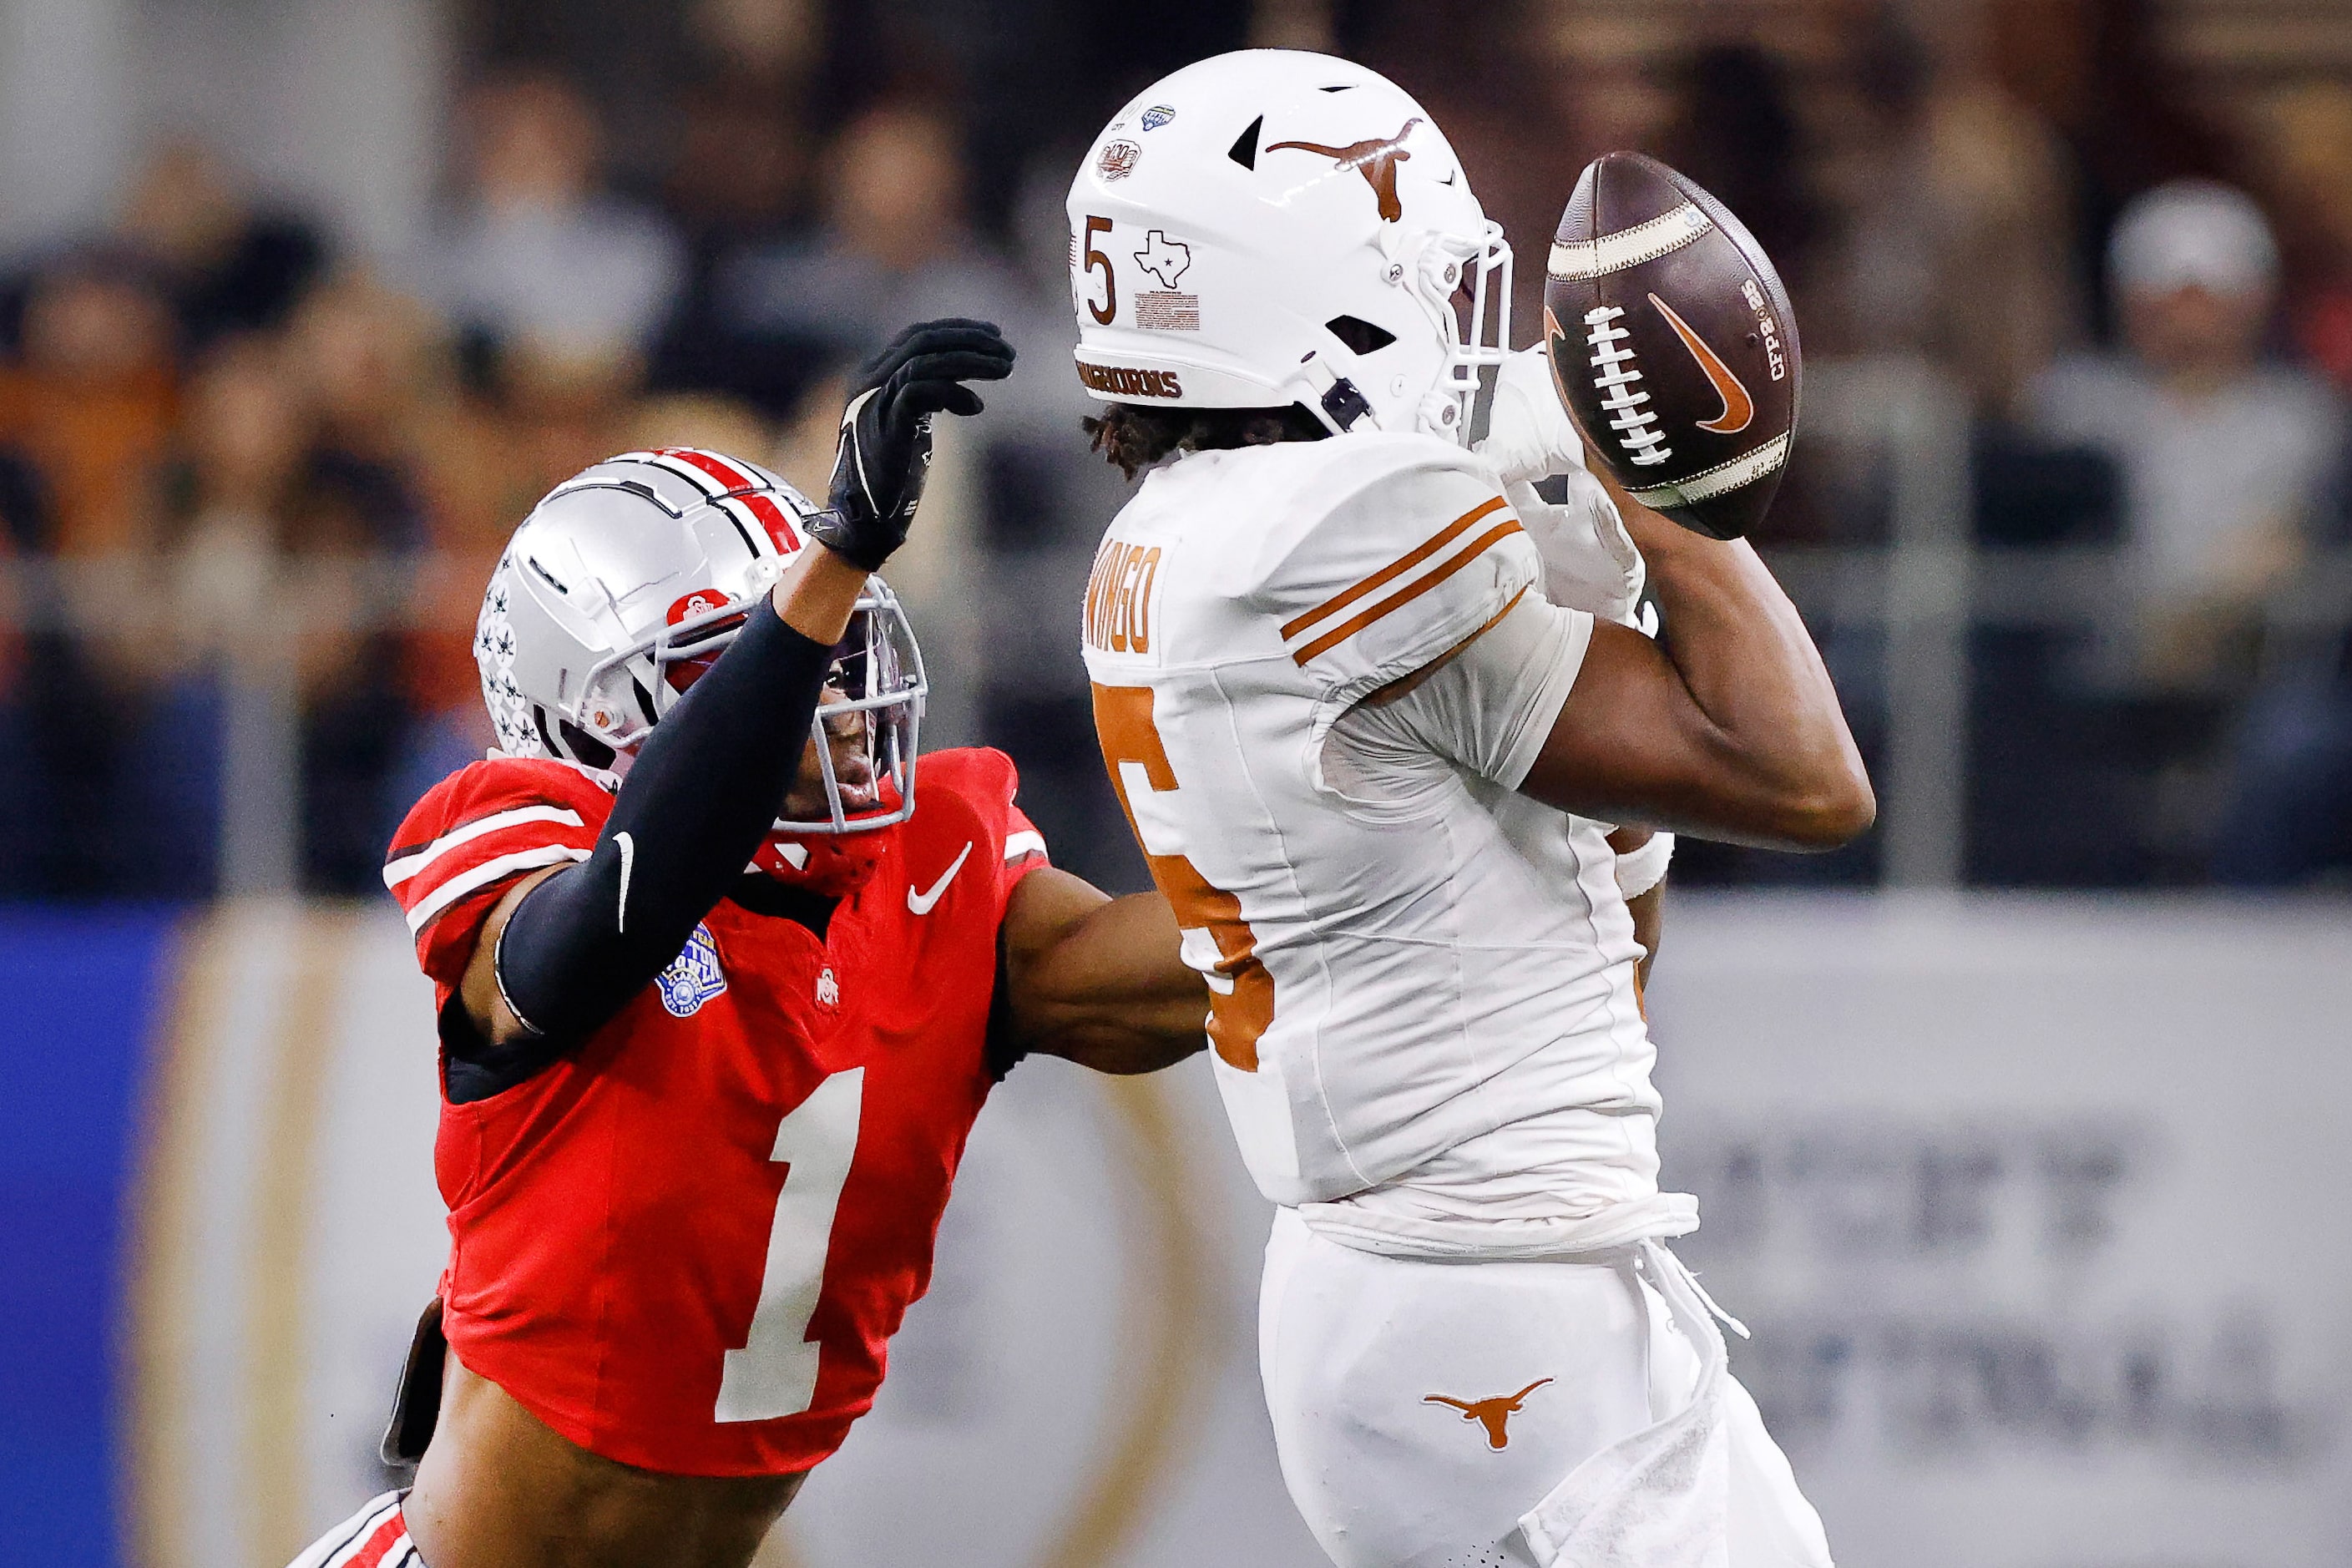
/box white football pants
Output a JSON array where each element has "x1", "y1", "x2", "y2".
[
  {"x1": 285, "y1": 1490, "x2": 425, "y2": 1567},
  {"x1": 1259, "y1": 1208, "x2": 1833, "y2": 1568}
]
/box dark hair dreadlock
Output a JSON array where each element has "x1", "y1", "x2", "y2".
[{"x1": 1082, "y1": 402, "x2": 1328, "y2": 480}]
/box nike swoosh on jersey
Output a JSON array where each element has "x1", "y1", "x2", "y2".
[
  {"x1": 907, "y1": 841, "x2": 974, "y2": 914},
  {"x1": 1646, "y1": 291, "x2": 1754, "y2": 434},
  {"x1": 615, "y1": 831, "x2": 635, "y2": 932}
]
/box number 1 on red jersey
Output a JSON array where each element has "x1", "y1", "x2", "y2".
[{"x1": 716, "y1": 1067, "x2": 864, "y2": 1423}]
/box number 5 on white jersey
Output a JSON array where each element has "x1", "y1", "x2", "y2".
[
  {"x1": 1092, "y1": 683, "x2": 1273, "y2": 1071},
  {"x1": 715, "y1": 1067, "x2": 863, "y2": 1423}
]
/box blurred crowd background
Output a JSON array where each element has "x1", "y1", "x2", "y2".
[{"x1": 5, "y1": 0, "x2": 2352, "y2": 899}]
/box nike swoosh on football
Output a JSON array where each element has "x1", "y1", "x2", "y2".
[
  {"x1": 907, "y1": 841, "x2": 974, "y2": 914},
  {"x1": 1646, "y1": 291, "x2": 1754, "y2": 434}
]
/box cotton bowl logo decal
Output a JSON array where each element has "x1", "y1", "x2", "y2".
[
  {"x1": 1097, "y1": 140, "x2": 1141, "y2": 180},
  {"x1": 657, "y1": 923, "x2": 729, "y2": 1016}
]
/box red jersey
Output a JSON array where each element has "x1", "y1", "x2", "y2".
[{"x1": 382, "y1": 746, "x2": 1050, "y2": 1476}]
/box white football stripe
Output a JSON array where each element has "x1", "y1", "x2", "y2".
[
  {"x1": 1547, "y1": 202, "x2": 1712, "y2": 281},
  {"x1": 1626, "y1": 432, "x2": 1792, "y2": 508},
  {"x1": 382, "y1": 805, "x2": 585, "y2": 888},
  {"x1": 1004, "y1": 830, "x2": 1047, "y2": 862},
  {"x1": 403, "y1": 845, "x2": 591, "y2": 933}
]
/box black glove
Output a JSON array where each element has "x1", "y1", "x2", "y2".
[{"x1": 806, "y1": 318, "x2": 1015, "y2": 571}]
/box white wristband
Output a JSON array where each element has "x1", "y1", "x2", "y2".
[{"x1": 1615, "y1": 831, "x2": 1674, "y2": 900}]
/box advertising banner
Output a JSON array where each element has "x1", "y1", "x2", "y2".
[{"x1": 5, "y1": 896, "x2": 2345, "y2": 1567}]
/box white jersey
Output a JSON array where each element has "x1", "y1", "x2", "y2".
[{"x1": 1080, "y1": 432, "x2": 1674, "y2": 1251}]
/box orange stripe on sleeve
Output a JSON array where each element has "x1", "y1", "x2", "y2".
[
  {"x1": 1279, "y1": 495, "x2": 1509, "y2": 641},
  {"x1": 1291, "y1": 518, "x2": 1525, "y2": 665}
]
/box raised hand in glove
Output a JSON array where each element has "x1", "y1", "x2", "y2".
[
  {"x1": 807, "y1": 318, "x2": 1016, "y2": 570},
  {"x1": 1474, "y1": 344, "x2": 1586, "y2": 486},
  {"x1": 1511, "y1": 469, "x2": 1649, "y2": 631},
  {"x1": 1474, "y1": 348, "x2": 1649, "y2": 630}
]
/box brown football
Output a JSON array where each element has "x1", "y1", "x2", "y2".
[{"x1": 1543, "y1": 151, "x2": 1801, "y2": 540}]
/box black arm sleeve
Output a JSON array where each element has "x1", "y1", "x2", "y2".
[{"x1": 495, "y1": 598, "x2": 834, "y2": 1040}]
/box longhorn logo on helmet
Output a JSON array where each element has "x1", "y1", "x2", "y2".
[{"x1": 1267, "y1": 119, "x2": 1422, "y2": 222}]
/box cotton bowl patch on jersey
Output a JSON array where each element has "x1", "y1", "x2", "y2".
[{"x1": 656, "y1": 923, "x2": 728, "y2": 1017}]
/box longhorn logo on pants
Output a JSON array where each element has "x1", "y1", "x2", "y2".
[{"x1": 1423, "y1": 1378, "x2": 1554, "y2": 1449}]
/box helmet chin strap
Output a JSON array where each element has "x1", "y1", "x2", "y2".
[
  {"x1": 751, "y1": 827, "x2": 892, "y2": 897},
  {"x1": 748, "y1": 774, "x2": 908, "y2": 895}
]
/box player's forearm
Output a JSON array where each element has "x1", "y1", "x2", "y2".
[
  {"x1": 1036, "y1": 1010, "x2": 1211, "y2": 1074},
  {"x1": 771, "y1": 544, "x2": 869, "y2": 644},
  {"x1": 1028, "y1": 894, "x2": 1210, "y2": 1073},
  {"x1": 1624, "y1": 503, "x2": 1872, "y2": 847},
  {"x1": 1004, "y1": 883, "x2": 1208, "y2": 1073},
  {"x1": 496, "y1": 583, "x2": 840, "y2": 1041}
]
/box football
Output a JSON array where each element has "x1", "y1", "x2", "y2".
[{"x1": 1542, "y1": 150, "x2": 1802, "y2": 540}]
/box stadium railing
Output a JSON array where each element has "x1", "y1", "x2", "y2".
[{"x1": 2, "y1": 355, "x2": 2346, "y2": 895}]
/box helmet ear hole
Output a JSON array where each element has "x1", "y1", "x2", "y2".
[
  {"x1": 631, "y1": 677, "x2": 660, "y2": 728},
  {"x1": 1326, "y1": 315, "x2": 1398, "y2": 355},
  {"x1": 557, "y1": 720, "x2": 616, "y2": 771}
]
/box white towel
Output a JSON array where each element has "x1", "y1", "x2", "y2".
[{"x1": 1516, "y1": 1241, "x2": 1734, "y2": 1568}]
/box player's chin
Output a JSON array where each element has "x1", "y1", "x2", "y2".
[{"x1": 779, "y1": 751, "x2": 880, "y2": 822}]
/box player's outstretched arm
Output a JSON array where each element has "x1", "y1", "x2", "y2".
[
  {"x1": 996, "y1": 868, "x2": 1208, "y2": 1075},
  {"x1": 459, "y1": 320, "x2": 1016, "y2": 1048},
  {"x1": 457, "y1": 548, "x2": 874, "y2": 1045},
  {"x1": 1518, "y1": 469, "x2": 1874, "y2": 852}
]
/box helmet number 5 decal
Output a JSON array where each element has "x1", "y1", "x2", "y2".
[
  {"x1": 1084, "y1": 215, "x2": 1117, "y2": 326},
  {"x1": 715, "y1": 1067, "x2": 863, "y2": 1423}
]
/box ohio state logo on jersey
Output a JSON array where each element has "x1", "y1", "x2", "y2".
[{"x1": 656, "y1": 923, "x2": 729, "y2": 1017}]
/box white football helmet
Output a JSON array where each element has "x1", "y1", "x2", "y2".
[
  {"x1": 474, "y1": 447, "x2": 925, "y2": 833},
  {"x1": 1066, "y1": 49, "x2": 1510, "y2": 440}
]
